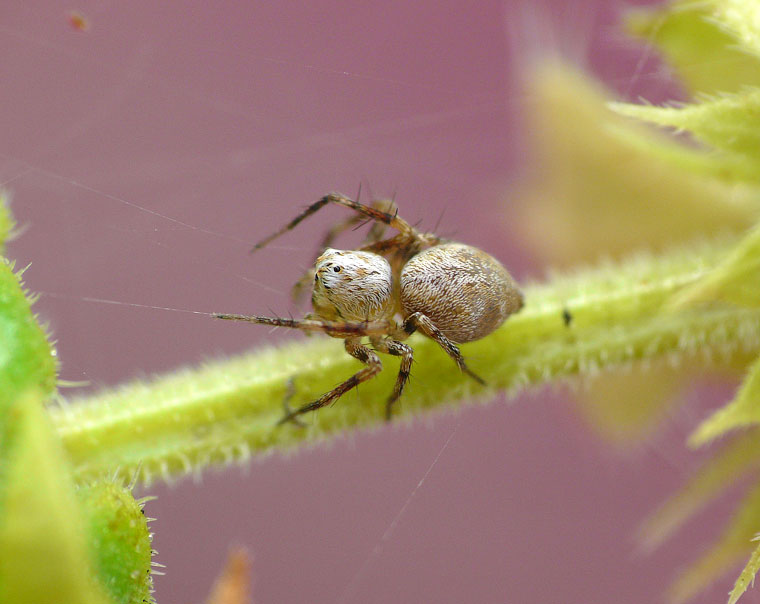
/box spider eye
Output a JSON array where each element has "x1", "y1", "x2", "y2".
[{"x1": 333, "y1": 266, "x2": 341, "y2": 273}]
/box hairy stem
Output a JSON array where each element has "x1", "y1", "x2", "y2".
[{"x1": 51, "y1": 237, "x2": 760, "y2": 486}]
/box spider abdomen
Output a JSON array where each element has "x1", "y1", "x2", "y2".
[{"x1": 400, "y1": 243, "x2": 523, "y2": 343}]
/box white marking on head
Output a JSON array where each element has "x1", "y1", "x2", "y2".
[{"x1": 312, "y1": 249, "x2": 394, "y2": 321}]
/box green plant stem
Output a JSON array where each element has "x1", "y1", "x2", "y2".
[{"x1": 51, "y1": 237, "x2": 760, "y2": 486}]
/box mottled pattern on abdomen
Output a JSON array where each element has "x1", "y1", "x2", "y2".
[{"x1": 400, "y1": 243, "x2": 523, "y2": 343}]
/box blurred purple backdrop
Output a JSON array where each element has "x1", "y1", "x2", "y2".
[{"x1": 2, "y1": 1, "x2": 738, "y2": 603}]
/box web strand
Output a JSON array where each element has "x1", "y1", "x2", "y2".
[
  {"x1": 335, "y1": 421, "x2": 461, "y2": 604},
  {"x1": 38, "y1": 290, "x2": 217, "y2": 316}
]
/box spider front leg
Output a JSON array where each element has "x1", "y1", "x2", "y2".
[
  {"x1": 370, "y1": 336, "x2": 413, "y2": 420},
  {"x1": 316, "y1": 197, "x2": 399, "y2": 252},
  {"x1": 278, "y1": 337, "x2": 382, "y2": 425},
  {"x1": 402, "y1": 312, "x2": 486, "y2": 385},
  {"x1": 213, "y1": 313, "x2": 390, "y2": 338},
  {"x1": 251, "y1": 193, "x2": 415, "y2": 253}
]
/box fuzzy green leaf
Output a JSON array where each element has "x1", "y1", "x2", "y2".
[
  {"x1": 671, "y1": 223, "x2": 760, "y2": 312},
  {"x1": 639, "y1": 428, "x2": 760, "y2": 551},
  {"x1": 78, "y1": 483, "x2": 154, "y2": 604},
  {"x1": 669, "y1": 480, "x2": 760, "y2": 603},
  {"x1": 713, "y1": 0, "x2": 760, "y2": 58},
  {"x1": 0, "y1": 235, "x2": 140, "y2": 602},
  {"x1": 729, "y1": 535, "x2": 760, "y2": 604},
  {"x1": 690, "y1": 355, "x2": 760, "y2": 447},
  {"x1": 626, "y1": 2, "x2": 760, "y2": 95},
  {"x1": 0, "y1": 257, "x2": 60, "y2": 524},
  {"x1": 611, "y1": 89, "x2": 760, "y2": 160},
  {"x1": 514, "y1": 65, "x2": 760, "y2": 268},
  {"x1": 0, "y1": 259, "x2": 57, "y2": 411},
  {"x1": 0, "y1": 390, "x2": 112, "y2": 604}
]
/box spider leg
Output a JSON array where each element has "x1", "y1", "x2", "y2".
[
  {"x1": 317, "y1": 197, "x2": 397, "y2": 252},
  {"x1": 277, "y1": 338, "x2": 382, "y2": 425},
  {"x1": 290, "y1": 267, "x2": 317, "y2": 304},
  {"x1": 359, "y1": 233, "x2": 409, "y2": 255},
  {"x1": 281, "y1": 377, "x2": 306, "y2": 428},
  {"x1": 371, "y1": 336, "x2": 413, "y2": 421},
  {"x1": 359, "y1": 228, "x2": 442, "y2": 268},
  {"x1": 251, "y1": 193, "x2": 416, "y2": 252},
  {"x1": 402, "y1": 312, "x2": 486, "y2": 385},
  {"x1": 361, "y1": 198, "x2": 398, "y2": 246},
  {"x1": 213, "y1": 313, "x2": 390, "y2": 338}
]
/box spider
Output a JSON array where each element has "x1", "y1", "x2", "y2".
[{"x1": 214, "y1": 193, "x2": 524, "y2": 424}]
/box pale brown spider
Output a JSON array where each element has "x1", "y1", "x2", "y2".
[{"x1": 214, "y1": 193, "x2": 524, "y2": 424}]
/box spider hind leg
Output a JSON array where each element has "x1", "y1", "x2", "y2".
[{"x1": 403, "y1": 312, "x2": 486, "y2": 385}]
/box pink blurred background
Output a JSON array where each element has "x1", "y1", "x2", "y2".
[{"x1": 2, "y1": 1, "x2": 738, "y2": 602}]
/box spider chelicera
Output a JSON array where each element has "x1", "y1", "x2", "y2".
[{"x1": 214, "y1": 193, "x2": 524, "y2": 424}]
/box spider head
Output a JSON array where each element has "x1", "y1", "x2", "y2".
[{"x1": 312, "y1": 248, "x2": 394, "y2": 322}]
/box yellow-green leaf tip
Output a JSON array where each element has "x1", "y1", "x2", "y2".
[
  {"x1": 626, "y1": 1, "x2": 760, "y2": 95},
  {"x1": 0, "y1": 191, "x2": 13, "y2": 255},
  {"x1": 0, "y1": 258, "x2": 57, "y2": 408},
  {"x1": 689, "y1": 355, "x2": 760, "y2": 447},
  {"x1": 728, "y1": 535, "x2": 760, "y2": 604}
]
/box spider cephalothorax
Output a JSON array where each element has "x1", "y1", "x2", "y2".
[
  {"x1": 311, "y1": 248, "x2": 394, "y2": 322},
  {"x1": 215, "y1": 193, "x2": 523, "y2": 423}
]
